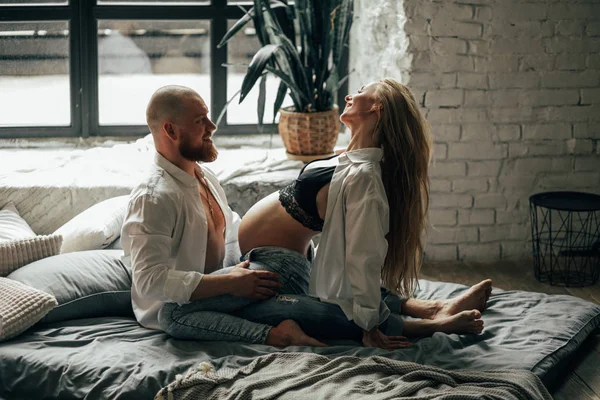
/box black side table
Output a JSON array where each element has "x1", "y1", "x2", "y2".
[{"x1": 529, "y1": 191, "x2": 600, "y2": 287}]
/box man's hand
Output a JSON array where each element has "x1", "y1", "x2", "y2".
[
  {"x1": 228, "y1": 260, "x2": 283, "y2": 300},
  {"x1": 362, "y1": 328, "x2": 413, "y2": 350}
]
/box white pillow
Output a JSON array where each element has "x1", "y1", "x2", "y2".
[
  {"x1": 0, "y1": 202, "x2": 36, "y2": 242},
  {"x1": 0, "y1": 234, "x2": 63, "y2": 277},
  {"x1": 106, "y1": 235, "x2": 122, "y2": 250},
  {"x1": 0, "y1": 277, "x2": 57, "y2": 341},
  {"x1": 54, "y1": 196, "x2": 129, "y2": 254}
]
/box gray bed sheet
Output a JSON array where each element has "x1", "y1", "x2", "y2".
[{"x1": 1, "y1": 279, "x2": 599, "y2": 400}]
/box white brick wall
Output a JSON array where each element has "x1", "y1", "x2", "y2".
[{"x1": 350, "y1": 0, "x2": 600, "y2": 261}]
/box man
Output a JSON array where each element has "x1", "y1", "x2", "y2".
[{"x1": 121, "y1": 85, "x2": 322, "y2": 347}]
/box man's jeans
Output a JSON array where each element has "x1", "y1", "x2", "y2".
[{"x1": 158, "y1": 246, "x2": 406, "y2": 344}]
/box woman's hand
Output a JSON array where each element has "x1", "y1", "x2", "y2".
[{"x1": 362, "y1": 328, "x2": 413, "y2": 350}]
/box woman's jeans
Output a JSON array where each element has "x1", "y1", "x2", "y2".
[{"x1": 158, "y1": 246, "x2": 406, "y2": 344}]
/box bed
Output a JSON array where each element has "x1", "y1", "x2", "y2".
[{"x1": 1, "y1": 254, "x2": 599, "y2": 399}]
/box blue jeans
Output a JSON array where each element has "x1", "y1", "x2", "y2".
[
  {"x1": 234, "y1": 289, "x2": 406, "y2": 342},
  {"x1": 158, "y1": 246, "x2": 406, "y2": 344}
]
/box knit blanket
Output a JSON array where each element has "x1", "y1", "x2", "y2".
[{"x1": 155, "y1": 352, "x2": 552, "y2": 400}]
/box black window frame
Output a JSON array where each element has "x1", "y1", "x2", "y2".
[{"x1": 0, "y1": 0, "x2": 349, "y2": 138}]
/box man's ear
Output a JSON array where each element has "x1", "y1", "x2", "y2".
[{"x1": 164, "y1": 122, "x2": 176, "y2": 140}]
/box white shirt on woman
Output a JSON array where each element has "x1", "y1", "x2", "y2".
[
  {"x1": 121, "y1": 152, "x2": 241, "y2": 330},
  {"x1": 309, "y1": 147, "x2": 391, "y2": 331}
]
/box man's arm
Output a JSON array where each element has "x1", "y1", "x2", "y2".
[
  {"x1": 124, "y1": 193, "x2": 202, "y2": 305},
  {"x1": 189, "y1": 260, "x2": 283, "y2": 301},
  {"x1": 124, "y1": 193, "x2": 282, "y2": 304}
]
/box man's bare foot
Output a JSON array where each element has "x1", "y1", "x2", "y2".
[
  {"x1": 433, "y1": 279, "x2": 493, "y2": 319},
  {"x1": 437, "y1": 310, "x2": 484, "y2": 335},
  {"x1": 266, "y1": 320, "x2": 327, "y2": 347}
]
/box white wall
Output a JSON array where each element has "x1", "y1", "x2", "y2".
[{"x1": 350, "y1": 0, "x2": 600, "y2": 261}]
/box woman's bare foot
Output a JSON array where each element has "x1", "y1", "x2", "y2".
[
  {"x1": 433, "y1": 279, "x2": 492, "y2": 319},
  {"x1": 437, "y1": 310, "x2": 484, "y2": 335},
  {"x1": 266, "y1": 320, "x2": 327, "y2": 347}
]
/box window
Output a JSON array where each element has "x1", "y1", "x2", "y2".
[
  {"x1": 0, "y1": 0, "x2": 348, "y2": 138},
  {"x1": 0, "y1": 21, "x2": 71, "y2": 127},
  {"x1": 97, "y1": 20, "x2": 211, "y2": 126}
]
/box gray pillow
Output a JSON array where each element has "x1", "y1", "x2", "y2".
[{"x1": 7, "y1": 250, "x2": 132, "y2": 323}]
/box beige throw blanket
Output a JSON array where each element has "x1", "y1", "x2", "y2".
[{"x1": 155, "y1": 352, "x2": 552, "y2": 400}]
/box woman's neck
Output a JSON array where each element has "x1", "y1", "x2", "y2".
[{"x1": 346, "y1": 126, "x2": 378, "y2": 151}]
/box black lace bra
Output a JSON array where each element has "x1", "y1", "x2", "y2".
[{"x1": 279, "y1": 163, "x2": 336, "y2": 232}]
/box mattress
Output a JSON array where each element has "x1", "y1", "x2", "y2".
[{"x1": 1, "y1": 279, "x2": 598, "y2": 399}]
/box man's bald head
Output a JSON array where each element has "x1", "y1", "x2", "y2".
[
  {"x1": 146, "y1": 85, "x2": 218, "y2": 165},
  {"x1": 146, "y1": 85, "x2": 202, "y2": 136}
]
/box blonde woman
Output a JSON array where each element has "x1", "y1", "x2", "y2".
[{"x1": 233, "y1": 78, "x2": 492, "y2": 348}]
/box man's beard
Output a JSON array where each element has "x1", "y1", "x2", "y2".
[{"x1": 179, "y1": 134, "x2": 218, "y2": 163}]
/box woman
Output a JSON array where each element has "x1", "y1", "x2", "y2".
[{"x1": 235, "y1": 78, "x2": 491, "y2": 348}]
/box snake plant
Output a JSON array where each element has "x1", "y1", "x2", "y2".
[{"x1": 218, "y1": 0, "x2": 353, "y2": 128}]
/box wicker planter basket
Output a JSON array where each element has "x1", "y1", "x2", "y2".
[{"x1": 278, "y1": 105, "x2": 341, "y2": 160}]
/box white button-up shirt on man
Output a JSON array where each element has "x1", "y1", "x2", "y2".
[{"x1": 121, "y1": 152, "x2": 241, "y2": 330}]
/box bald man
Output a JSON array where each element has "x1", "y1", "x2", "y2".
[{"x1": 121, "y1": 86, "x2": 322, "y2": 347}]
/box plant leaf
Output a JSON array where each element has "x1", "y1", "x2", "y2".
[
  {"x1": 325, "y1": 68, "x2": 338, "y2": 107},
  {"x1": 296, "y1": 0, "x2": 308, "y2": 66},
  {"x1": 240, "y1": 44, "x2": 280, "y2": 103},
  {"x1": 332, "y1": 0, "x2": 353, "y2": 66},
  {"x1": 218, "y1": 7, "x2": 253, "y2": 48},
  {"x1": 273, "y1": 80, "x2": 288, "y2": 122},
  {"x1": 258, "y1": 0, "x2": 304, "y2": 106},
  {"x1": 253, "y1": 0, "x2": 269, "y2": 45},
  {"x1": 215, "y1": 87, "x2": 243, "y2": 128},
  {"x1": 257, "y1": 74, "x2": 267, "y2": 131},
  {"x1": 258, "y1": 6, "x2": 311, "y2": 110},
  {"x1": 221, "y1": 62, "x2": 249, "y2": 69},
  {"x1": 267, "y1": 25, "x2": 311, "y2": 101},
  {"x1": 264, "y1": 65, "x2": 309, "y2": 106}
]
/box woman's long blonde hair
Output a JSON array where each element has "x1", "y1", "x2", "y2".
[{"x1": 373, "y1": 78, "x2": 432, "y2": 298}]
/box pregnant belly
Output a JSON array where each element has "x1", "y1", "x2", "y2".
[{"x1": 239, "y1": 191, "x2": 317, "y2": 256}]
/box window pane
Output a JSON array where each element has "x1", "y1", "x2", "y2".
[
  {"x1": 226, "y1": 19, "x2": 293, "y2": 125},
  {"x1": 98, "y1": 20, "x2": 211, "y2": 126},
  {"x1": 0, "y1": 0, "x2": 67, "y2": 5},
  {"x1": 0, "y1": 21, "x2": 70, "y2": 127}
]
